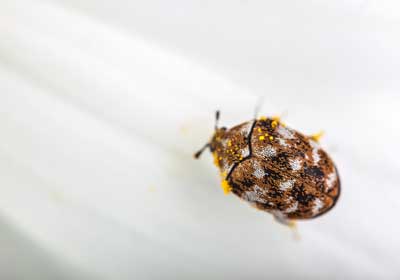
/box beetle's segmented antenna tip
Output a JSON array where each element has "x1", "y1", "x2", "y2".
[
  {"x1": 194, "y1": 143, "x2": 210, "y2": 159},
  {"x1": 254, "y1": 96, "x2": 265, "y2": 119},
  {"x1": 215, "y1": 110, "x2": 220, "y2": 129}
]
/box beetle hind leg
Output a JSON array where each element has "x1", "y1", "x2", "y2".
[
  {"x1": 310, "y1": 131, "x2": 324, "y2": 142},
  {"x1": 273, "y1": 212, "x2": 296, "y2": 228}
]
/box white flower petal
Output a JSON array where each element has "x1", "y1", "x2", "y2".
[{"x1": 0, "y1": 0, "x2": 399, "y2": 279}]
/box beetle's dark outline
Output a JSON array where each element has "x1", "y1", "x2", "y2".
[{"x1": 311, "y1": 166, "x2": 341, "y2": 218}]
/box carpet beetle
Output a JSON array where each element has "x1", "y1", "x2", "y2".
[{"x1": 194, "y1": 111, "x2": 340, "y2": 225}]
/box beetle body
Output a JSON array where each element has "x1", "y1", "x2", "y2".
[{"x1": 195, "y1": 113, "x2": 340, "y2": 224}]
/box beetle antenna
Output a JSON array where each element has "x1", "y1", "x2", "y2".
[
  {"x1": 215, "y1": 110, "x2": 220, "y2": 130},
  {"x1": 194, "y1": 143, "x2": 210, "y2": 159},
  {"x1": 194, "y1": 111, "x2": 219, "y2": 159},
  {"x1": 254, "y1": 96, "x2": 265, "y2": 119}
]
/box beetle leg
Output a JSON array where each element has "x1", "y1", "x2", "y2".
[
  {"x1": 310, "y1": 130, "x2": 324, "y2": 142},
  {"x1": 273, "y1": 212, "x2": 296, "y2": 227}
]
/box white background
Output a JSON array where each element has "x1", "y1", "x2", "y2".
[{"x1": 1, "y1": 0, "x2": 400, "y2": 279}]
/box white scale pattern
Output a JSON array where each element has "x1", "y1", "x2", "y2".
[{"x1": 279, "y1": 179, "x2": 295, "y2": 191}]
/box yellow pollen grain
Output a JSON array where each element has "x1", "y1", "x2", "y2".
[
  {"x1": 212, "y1": 153, "x2": 220, "y2": 167},
  {"x1": 259, "y1": 116, "x2": 267, "y2": 121},
  {"x1": 257, "y1": 128, "x2": 262, "y2": 133},
  {"x1": 272, "y1": 115, "x2": 281, "y2": 122},
  {"x1": 264, "y1": 132, "x2": 269, "y2": 136},
  {"x1": 259, "y1": 135, "x2": 265, "y2": 141},
  {"x1": 271, "y1": 120, "x2": 278, "y2": 128},
  {"x1": 269, "y1": 136, "x2": 274, "y2": 140},
  {"x1": 227, "y1": 140, "x2": 232, "y2": 147},
  {"x1": 221, "y1": 179, "x2": 232, "y2": 194}
]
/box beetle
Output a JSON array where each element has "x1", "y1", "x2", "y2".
[{"x1": 194, "y1": 111, "x2": 340, "y2": 225}]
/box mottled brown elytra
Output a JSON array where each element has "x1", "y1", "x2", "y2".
[{"x1": 194, "y1": 111, "x2": 340, "y2": 226}]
